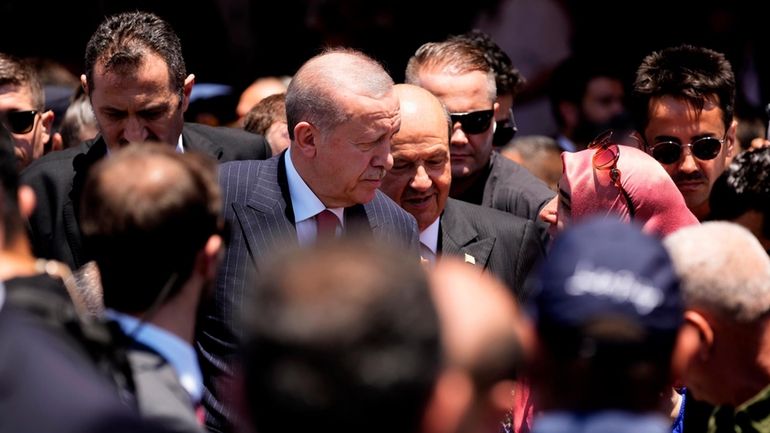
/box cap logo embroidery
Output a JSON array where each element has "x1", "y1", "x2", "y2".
[{"x1": 565, "y1": 261, "x2": 664, "y2": 315}]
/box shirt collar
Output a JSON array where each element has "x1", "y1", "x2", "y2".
[
  {"x1": 106, "y1": 309, "x2": 202, "y2": 404},
  {"x1": 285, "y1": 151, "x2": 344, "y2": 223},
  {"x1": 419, "y1": 217, "x2": 440, "y2": 255},
  {"x1": 0, "y1": 281, "x2": 5, "y2": 311}
]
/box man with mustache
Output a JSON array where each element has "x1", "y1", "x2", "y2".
[
  {"x1": 631, "y1": 44, "x2": 736, "y2": 221},
  {"x1": 199, "y1": 48, "x2": 419, "y2": 433}
]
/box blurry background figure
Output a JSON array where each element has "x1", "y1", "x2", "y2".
[
  {"x1": 500, "y1": 135, "x2": 562, "y2": 192},
  {"x1": 235, "y1": 75, "x2": 291, "y2": 125},
  {"x1": 0, "y1": 53, "x2": 57, "y2": 169},
  {"x1": 734, "y1": 108, "x2": 769, "y2": 152},
  {"x1": 451, "y1": 30, "x2": 524, "y2": 149},
  {"x1": 664, "y1": 222, "x2": 770, "y2": 433},
  {"x1": 28, "y1": 57, "x2": 79, "y2": 142},
  {"x1": 472, "y1": 0, "x2": 572, "y2": 137},
  {"x1": 58, "y1": 86, "x2": 97, "y2": 149},
  {"x1": 709, "y1": 146, "x2": 770, "y2": 252},
  {"x1": 240, "y1": 239, "x2": 441, "y2": 433},
  {"x1": 526, "y1": 218, "x2": 685, "y2": 433},
  {"x1": 427, "y1": 259, "x2": 529, "y2": 433},
  {"x1": 242, "y1": 93, "x2": 290, "y2": 155},
  {"x1": 185, "y1": 83, "x2": 237, "y2": 127},
  {"x1": 548, "y1": 55, "x2": 628, "y2": 152}
]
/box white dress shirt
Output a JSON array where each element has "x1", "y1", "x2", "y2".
[
  {"x1": 419, "y1": 217, "x2": 440, "y2": 265},
  {"x1": 285, "y1": 151, "x2": 344, "y2": 245}
]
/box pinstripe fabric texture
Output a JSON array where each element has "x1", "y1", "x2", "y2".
[{"x1": 196, "y1": 153, "x2": 419, "y2": 432}]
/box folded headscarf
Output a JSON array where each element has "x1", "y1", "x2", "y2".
[{"x1": 560, "y1": 145, "x2": 698, "y2": 237}]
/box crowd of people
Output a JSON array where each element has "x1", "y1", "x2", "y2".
[{"x1": 2, "y1": 8, "x2": 770, "y2": 433}]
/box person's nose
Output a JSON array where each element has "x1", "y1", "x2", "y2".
[
  {"x1": 679, "y1": 146, "x2": 699, "y2": 173},
  {"x1": 450, "y1": 124, "x2": 469, "y2": 147},
  {"x1": 122, "y1": 117, "x2": 149, "y2": 143},
  {"x1": 410, "y1": 165, "x2": 432, "y2": 192},
  {"x1": 373, "y1": 142, "x2": 394, "y2": 171}
]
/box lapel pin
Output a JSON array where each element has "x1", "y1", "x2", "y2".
[{"x1": 464, "y1": 253, "x2": 476, "y2": 265}]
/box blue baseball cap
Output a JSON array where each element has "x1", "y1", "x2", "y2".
[{"x1": 529, "y1": 218, "x2": 683, "y2": 341}]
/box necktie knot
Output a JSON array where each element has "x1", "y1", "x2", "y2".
[{"x1": 316, "y1": 209, "x2": 340, "y2": 240}]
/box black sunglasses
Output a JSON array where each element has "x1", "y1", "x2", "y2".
[
  {"x1": 589, "y1": 130, "x2": 641, "y2": 218},
  {"x1": 493, "y1": 108, "x2": 518, "y2": 146},
  {"x1": 1, "y1": 110, "x2": 39, "y2": 134},
  {"x1": 450, "y1": 109, "x2": 494, "y2": 135},
  {"x1": 649, "y1": 136, "x2": 724, "y2": 165}
]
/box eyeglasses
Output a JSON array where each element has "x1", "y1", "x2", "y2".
[
  {"x1": 649, "y1": 136, "x2": 724, "y2": 164},
  {"x1": 588, "y1": 130, "x2": 639, "y2": 218},
  {"x1": 450, "y1": 109, "x2": 494, "y2": 135},
  {"x1": 1, "y1": 110, "x2": 39, "y2": 134},
  {"x1": 493, "y1": 108, "x2": 518, "y2": 146}
]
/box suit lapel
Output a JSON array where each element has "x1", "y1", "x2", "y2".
[
  {"x1": 440, "y1": 200, "x2": 495, "y2": 269},
  {"x1": 66, "y1": 138, "x2": 108, "y2": 267},
  {"x1": 234, "y1": 154, "x2": 298, "y2": 259}
]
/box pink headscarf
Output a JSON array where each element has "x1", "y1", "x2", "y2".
[{"x1": 560, "y1": 145, "x2": 698, "y2": 237}]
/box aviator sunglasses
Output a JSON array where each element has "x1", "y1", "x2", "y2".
[
  {"x1": 450, "y1": 109, "x2": 494, "y2": 135},
  {"x1": 649, "y1": 135, "x2": 724, "y2": 164},
  {"x1": 1, "y1": 110, "x2": 39, "y2": 134},
  {"x1": 588, "y1": 130, "x2": 642, "y2": 218}
]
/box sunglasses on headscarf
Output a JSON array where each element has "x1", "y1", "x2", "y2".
[{"x1": 588, "y1": 130, "x2": 643, "y2": 218}]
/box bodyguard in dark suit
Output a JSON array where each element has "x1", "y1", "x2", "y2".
[
  {"x1": 405, "y1": 37, "x2": 555, "y2": 242},
  {"x1": 380, "y1": 84, "x2": 543, "y2": 296},
  {"x1": 199, "y1": 49, "x2": 419, "y2": 433},
  {"x1": 20, "y1": 11, "x2": 269, "y2": 271}
]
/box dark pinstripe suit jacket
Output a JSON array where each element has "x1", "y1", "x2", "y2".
[
  {"x1": 440, "y1": 198, "x2": 544, "y2": 298},
  {"x1": 197, "y1": 152, "x2": 419, "y2": 432}
]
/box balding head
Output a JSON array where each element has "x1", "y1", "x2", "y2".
[
  {"x1": 236, "y1": 76, "x2": 290, "y2": 119},
  {"x1": 430, "y1": 259, "x2": 524, "y2": 387},
  {"x1": 664, "y1": 221, "x2": 770, "y2": 322},
  {"x1": 381, "y1": 84, "x2": 452, "y2": 231}
]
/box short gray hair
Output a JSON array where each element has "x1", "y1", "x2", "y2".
[{"x1": 663, "y1": 221, "x2": 770, "y2": 322}]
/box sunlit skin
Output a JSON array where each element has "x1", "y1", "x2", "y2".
[
  {"x1": 0, "y1": 84, "x2": 53, "y2": 168},
  {"x1": 83, "y1": 51, "x2": 194, "y2": 151},
  {"x1": 644, "y1": 95, "x2": 735, "y2": 220},
  {"x1": 380, "y1": 85, "x2": 452, "y2": 231},
  {"x1": 413, "y1": 68, "x2": 498, "y2": 196},
  {"x1": 292, "y1": 89, "x2": 400, "y2": 208}
]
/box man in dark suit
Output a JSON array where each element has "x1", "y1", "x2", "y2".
[
  {"x1": 380, "y1": 84, "x2": 543, "y2": 297},
  {"x1": 80, "y1": 144, "x2": 223, "y2": 432},
  {"x1": 20, "y1": 11, "x2": 270, "y2": 271},
  {"x1": 405, "y1": 37, "x2": 556, "y2": 243},
  {"x1": 199, "y1": 48, "x2": 419, "y2": 432}
]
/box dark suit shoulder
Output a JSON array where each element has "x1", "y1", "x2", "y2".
[
  {"x1": 487, "y1": 152, "x2": 555, "y2": 215},
  {"x1": 445, "y1": 198, "x2": 534, "y2": 236},
  {"x1": 183, "y1": 123, "x2": 270, "y2": 161},
  {"x1": 20, "y1": 139, "x2": 96, "y2": 184}
]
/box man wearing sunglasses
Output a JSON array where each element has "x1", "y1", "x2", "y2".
[
  {"x1": 632, "y1": 44, "x2": 736, "y2": 221},
  {"x1": 405, "y1": 38, "x2": 555, "y2": 241},
  {"x1": 0, "y1": 53, "x2": 56, "y2": 169},
  {"x1": 20, "y1": 11, "x2": 270, "y2": 271}
]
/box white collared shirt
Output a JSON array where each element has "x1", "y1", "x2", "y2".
[
  {"x1": 106, "y1": 309, "x2": 202, "y2": 405},
  {"x1": 285, "y1": 151, "x2": 344, "y2": 245},
  {"x1": 419, "y1": 217, "x2": 440, "y2": 264}
]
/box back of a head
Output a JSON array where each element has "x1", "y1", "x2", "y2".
[
  {"x1": 242, "y1": 92, "x2": 286, "y2": 135},
  {"x1": 285, "y1": 48, "x2": 393, "y2": 140},
  {"x1": 84, "y1": 11, "x2": 187, "y2": 96},
  {"x1": 664, "y1": 221, "x2": 770, "y2": 323},
  {"x1": 59, "y1": 86, "x2": 97, "y2": 149},
  {"x1": 405, "y1": 39, "x2": 496, "y2": 102},
  {"x1": 430, "y1": 259, "x2": 523, "y2": 391},
  {"x1": 632, "y1": 44, "x2": 735, "y2": 132},
  {"x1": 529, "y1": 218, "x2": 683, "y2": 412},
  {"x1": 242, "y1": 239, "x2": 441, "y2": 433},
  {"x1": 79, "y1": 144, "x2": 221, "y2": 313},
  {"x1": 710, "y1": 147, "x2": 770, "y2": 241},
  {"x1": 0, "y1": 53, "x2": 44, "y2": 110}
]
